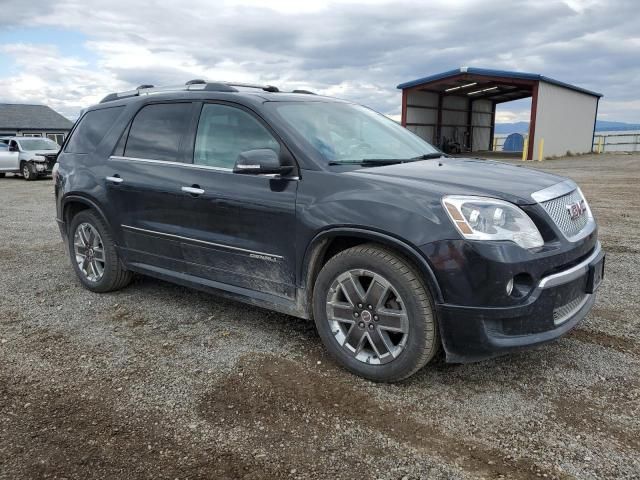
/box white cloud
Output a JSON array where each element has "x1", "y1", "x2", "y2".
[
  {"x1": 0, "y1": 43, "x2": 128, "y2": 118},
  {"x1": 0, "y1": 0, "x2": 638, "y2": 123}
]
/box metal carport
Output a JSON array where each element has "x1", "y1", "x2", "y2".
[{"x1": 397, "y1": 67, "x2": 602, "y2": 160}]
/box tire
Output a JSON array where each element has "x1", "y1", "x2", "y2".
[
  {"x1": 0, "y1": 173, "x2": 5, "y2": 178},
  {"x1": 313, "y1": 243, "x2": 439, "y2": 382},
  {"x1": 68, "y1": 210, "x2": 132, "y2": 293},
  {"x1": 22, "y1": 162, "x2": 37, "y2": 181}
]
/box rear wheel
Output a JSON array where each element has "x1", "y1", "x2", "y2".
[
  {"x1": 0, "y1": 173, "x2": 5, "y2": 178},
  {"x1": 68, "y1": 210, "x2": 132, "y2": 292},
  {"x1": 313, "y1": 244, "x2": 439, "y2": 382},
  {"x1": 22, "y1": 162, "x2": 37, "y2": 181}
]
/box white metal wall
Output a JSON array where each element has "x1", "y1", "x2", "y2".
[
  {"x1": 440, "y1": 95, "x2": 467, "y2": 146},
  {"x1": 471, "y1": 99, "x2": 492, "y2": 151},
  {"x1": 406, "y1": 90, "x2": 438, "y2": 143},
  {"x1": 533, "y1": 81, "x2": 598, "y2": 158}
]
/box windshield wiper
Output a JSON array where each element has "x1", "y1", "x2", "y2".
[
  {"x1": 409, "y1": 152, "x2": 447, "y2": 160},
  {"x1": 328, "y1": 153, "x2": 446, "y2": 166},
  {"x1": 328, "y1": 159, "x2": 405, "y2": 166}
]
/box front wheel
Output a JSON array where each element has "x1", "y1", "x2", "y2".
[
  {"x1": 22, "y1": 162, "x2": 37, "y2": 181},
  {"x1": 313, "y1": 244, "x2": 439, "y2": 382}
]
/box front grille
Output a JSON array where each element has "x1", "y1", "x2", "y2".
[
  {"x1": 540, "y1": 189, "x2": 589, "y2": 238},
  {"x1": 553, "y1": 293, "x2": 589, "y2": 325},
  {"x1": 43, "y1": 154, "x2": 57, "y2": 170}
]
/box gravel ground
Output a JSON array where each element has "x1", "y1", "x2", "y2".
[{"x1": 1, "y1": 153, "x2": 639, "y2": 480}]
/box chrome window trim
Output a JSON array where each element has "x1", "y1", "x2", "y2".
[
  {"x1": 109, "y1": 155, "x2": 299, "y2": 179},
  {"x1": 538, "y1": 242, "x2": 602, "y2": 289},
  {"x1": 531, "y1": 180, "x2": 576, "y2": 203},
  {"x1": 121, "y1": 224, "x2": 284, "y2": 260},
  {"x1": 110, "y1": 155, "x2": 232, "y2": 172}
]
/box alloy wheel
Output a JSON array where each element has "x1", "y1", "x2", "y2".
[
  {"x1": 73, "y1": 222, "x2": 105, "y2": 282},
  {"x1": 325, "y1": 269, "x2": 409, "y2": 365}
]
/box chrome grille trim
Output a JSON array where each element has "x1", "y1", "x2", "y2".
[
  {"x1": 531, "y1": 179, "x2": 576, "y2": 203},
  {"x1": 533, "y1": 181, "x2": 595, "y2": 241},
  {"x1": 553, "y1": 293, "x2": 590, "y2": 325},
  {"x1": 540, "y1": 189, "x2": 589, "y2": 238}
]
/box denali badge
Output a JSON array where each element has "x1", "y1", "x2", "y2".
[
  {"x1": 566, "y1": 199, "x2": 587, "y2": 220},
  {"x1": 249, "y1": 253, "x2": 279, "y2": 262}
]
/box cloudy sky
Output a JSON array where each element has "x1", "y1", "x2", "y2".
[{"x1": 0, "y1": 0, "x2": 638, "y2": 123}]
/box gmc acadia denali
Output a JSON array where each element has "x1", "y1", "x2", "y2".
[{"x1": 54, "y1": 80, "x2": 605, "y2": 382}]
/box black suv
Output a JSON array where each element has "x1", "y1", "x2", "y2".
[{"x1": 54, "y1": 81, "x2": 605, "y2": 382}]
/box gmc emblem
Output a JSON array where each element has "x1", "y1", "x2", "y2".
[{"x1": 566, "y1": 199, "x2": 587, "y2": 220}]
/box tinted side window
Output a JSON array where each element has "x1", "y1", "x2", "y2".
[
  {"x1": 65, "y1": 106, "x2": 124, "y2": 154},
  {"x1": 0, "y1": 143, "x2": 6, "y2": 151},
  {"x1": 124, "y1": 103, "x2": 192, "y2": 161},
  {"x1": 194, "y1": 104, "x2": 280, "y2": 169}
]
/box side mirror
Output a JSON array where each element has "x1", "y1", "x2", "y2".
[
  {"x1": 233, "y1": 149, "x2": 293, "y2": 175},
  {"x1": 8, "y1": 145, "x2": 18, "y2": 152}
]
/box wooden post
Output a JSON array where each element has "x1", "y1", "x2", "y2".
[{"x1": 522, "y1": 137, "x2": 529, "y2": 161}]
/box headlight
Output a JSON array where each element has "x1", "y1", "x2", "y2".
[
  {"x1": 442, "y1": 195, "x2": 544, "y2": 249},
  {"x1": 31, "y1": 155, "x2": 45, "y2": 162}
]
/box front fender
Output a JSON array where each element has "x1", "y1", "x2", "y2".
[{"x1": 301, "y1": 226, "x2": 444, "y2": 304}]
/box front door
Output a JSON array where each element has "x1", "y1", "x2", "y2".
[{"x1": 177, "y1": 102, "x2": 298, "y2": 300}]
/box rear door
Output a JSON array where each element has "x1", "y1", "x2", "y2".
[
  {"x1": 106, "y1": 102, "x2": 197, "y2": 270},
  {"x1": 177, "y1": 102, "x2": 298, "y2": 299}
]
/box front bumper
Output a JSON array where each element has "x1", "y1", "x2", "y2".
[
  {"x1": 32, "y1": 160, "x2": 54, "y2": 174},
  {"x1": 434, "y1": 242, "x2": 604, "y2": 363}
]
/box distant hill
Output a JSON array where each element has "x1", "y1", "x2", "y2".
[
  {"x1": 595, "y1": 120, "x2": 640, "y2": 131},
  {"x1": 494, "y1": 120, "x2": 640, "y2": 134},
  {"x1": 494, "y1": 122, "x2": 529, "y2": 134}
]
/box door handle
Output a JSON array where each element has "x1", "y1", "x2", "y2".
[
  {"x1": 181, "y1": 186, "x2": 205, "y2": 196},
  {"x1": 106, "y1": 175, "x2": 123, "y2": 184}
]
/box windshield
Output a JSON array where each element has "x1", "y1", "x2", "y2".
[
  {"x1": 267, "y1": 102, "x2": 440, "y2": 164},
  {"x1": 18, "y1": 138, "x2": 60, "y2": 151}
]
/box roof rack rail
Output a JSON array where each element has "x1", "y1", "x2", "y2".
[
  {"x1": 98, "y1": 80, "x2": 283, "y2": 103},
  {"x1": 292, "y1": 89, "x2": 316, "y2": 94},
  {"x1": 99, "y1": 82, "x2": 239, "y2": 103},
  {"x1": 223, "y1": 82, "x2": 279, "y2": 92}
]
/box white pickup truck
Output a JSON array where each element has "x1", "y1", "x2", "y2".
[{"x1": 0, "y1": 137, "x2": 60, "y2": 180}]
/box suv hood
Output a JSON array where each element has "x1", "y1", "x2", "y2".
[
  {"x1": 24, "y1": 149, "x2": 59, "y2": 156},
  {"x1": 347, "y1": 157, "x2": 567, "y2": 206}
]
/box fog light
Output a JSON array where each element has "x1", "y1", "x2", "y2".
[{"x1": 506, "y1": 278, "x2": 514, "y2": 296}]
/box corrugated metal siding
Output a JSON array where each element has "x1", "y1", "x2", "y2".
[
  {"x1": 533, "y1": 81, "x2": 598, "y2": 158},
  {"x1": 440, "y1": 96, "x2": 467, "y2": 147},
  {"x1": 405, "y1": 92, "x2": 494, "y2": 151},
  {"x1": 472, "y1": 99, "x2": 492, "y2": 151},
  {"x1": 406, "y1": 91, "x2": 438, "y2": 143},
  {"x1": 407, "y1": 125, "x2": 435, "y2": 141}
]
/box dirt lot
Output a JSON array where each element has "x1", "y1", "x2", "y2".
[{"x1": 1, "y1": 153, "x2": 639, "y2": 480}]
